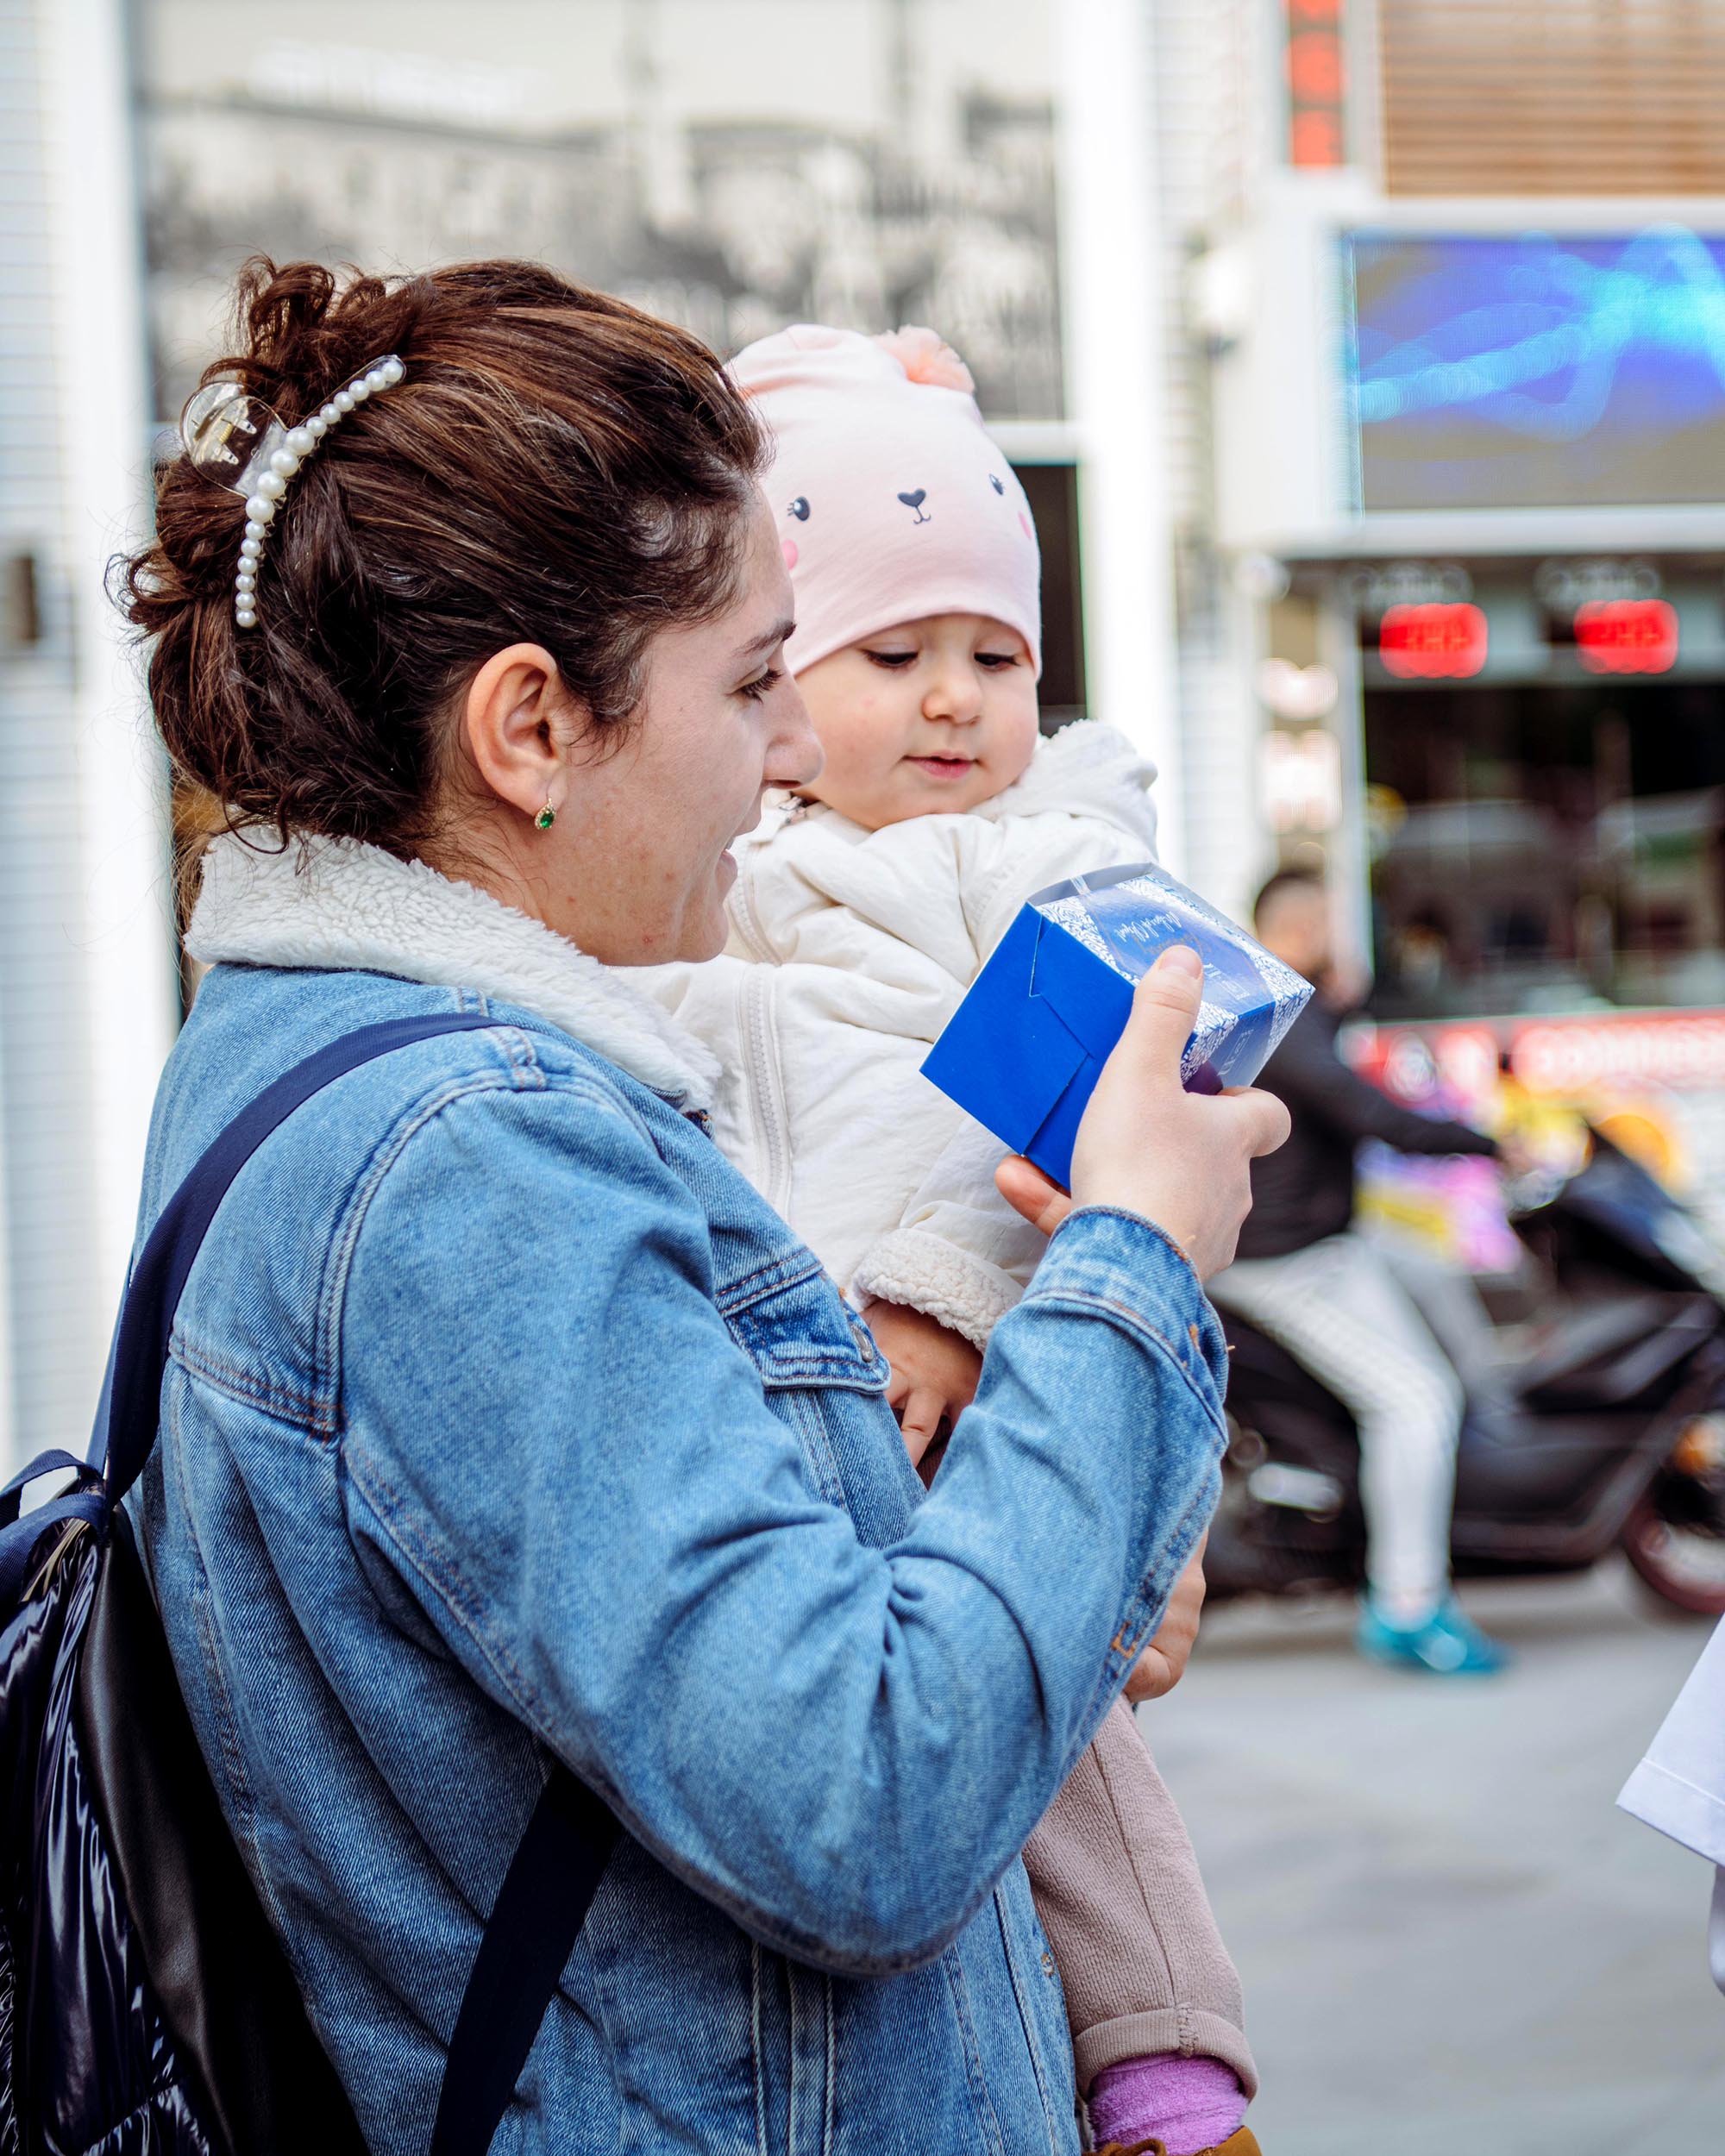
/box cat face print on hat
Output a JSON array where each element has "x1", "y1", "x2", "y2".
[{"x1": 729, "y1": 323, "x2": 1042, "y2": 677}]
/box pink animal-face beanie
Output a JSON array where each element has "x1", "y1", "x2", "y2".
[{"x1": 729, "y1": 323, "x2": 1043, "y2": 678}]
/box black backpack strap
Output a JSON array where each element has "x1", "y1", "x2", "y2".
[
  {"x1": 0, "y1": 1454, "x2": 107, "y2": 1602},
  {"x1": 430, "y1": 1765, "x2": 622, "y2": 2156},
  {"x1": 97, "y1": 1011, "x2": 620, "y2": 2154},
  {"x1": 98, "y1": 1012, "x2": 499, "y2": 1498}
]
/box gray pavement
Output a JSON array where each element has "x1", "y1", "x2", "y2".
[{"x1": 1138, "y1": 1562, "x2": 1725, "y2": 2155}]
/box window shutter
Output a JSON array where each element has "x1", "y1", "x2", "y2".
[{"x1": 1379, "y1": 0, "x2": 1725, "y2": 196}]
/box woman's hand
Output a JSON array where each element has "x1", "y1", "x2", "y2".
[
  {"x1": 995, "y1": 946, "x2": 1289, "y2": 1281},
  {"x1": 862, "y1": 1299, "x2": 983, "y2": 1470},
  {"x1": 1122, "y1": 1537, "x2": 1207, "y2": 1702}
]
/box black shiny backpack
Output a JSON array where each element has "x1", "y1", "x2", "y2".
[{"x1": 0, "y1": 1017, "x2": 618, "y2": 2156}]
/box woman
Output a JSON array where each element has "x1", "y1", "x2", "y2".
[{"x1": 125, "y1": 259, "x2": 1285, "y2": 2155}]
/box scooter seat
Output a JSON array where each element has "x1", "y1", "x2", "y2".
[{"x1": 1515, "y1": 1290, "x2": 1716, "y2": 1410}]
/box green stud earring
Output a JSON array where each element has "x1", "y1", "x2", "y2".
[{"x1": 535, "y1": 799, "x2": 555, "y2": 832}]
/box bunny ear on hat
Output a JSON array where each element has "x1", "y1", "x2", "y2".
[
  {"x1": 872, "y1": 327, "x2": 975, "y2": 393},
  {"x1": 730, "y1": 323, "x2": 980, "y2": 402},
  {"x1": 730, "y1": 323, "x2": 918, "y2": 401}
]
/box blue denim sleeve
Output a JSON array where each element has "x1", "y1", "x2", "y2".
[{"x1": 339, "y1": 1082, "x2": 1226, "y2": 1975}]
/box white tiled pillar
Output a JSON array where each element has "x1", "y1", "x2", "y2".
[{"x1": 0, "y1": 0, "x2": 178, "y2": 1470}]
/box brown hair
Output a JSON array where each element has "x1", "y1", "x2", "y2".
[{"x1": 123, "y1": 259, "x2": 765, "y2": 856}]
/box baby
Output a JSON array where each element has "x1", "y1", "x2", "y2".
[{"x1": 652, "y1": 324, "x2": 1258, "y2": 2156}]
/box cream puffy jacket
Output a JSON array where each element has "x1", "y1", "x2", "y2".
[{"x1": 646, "y1": 722, "x2": 1159, "y2": 1350}]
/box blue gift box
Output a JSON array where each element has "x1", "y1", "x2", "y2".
[{"x1": 922, "y1": 862, "x2": 1313, "y2": 1188}]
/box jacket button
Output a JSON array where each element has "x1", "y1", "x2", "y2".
[{"x1": 1040, "y1": 1950, "x2": 1057, "y2": 1977}]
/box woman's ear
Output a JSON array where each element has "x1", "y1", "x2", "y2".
[{"x1": 461, "y1": 643, "x2": 572, "y2": 824}]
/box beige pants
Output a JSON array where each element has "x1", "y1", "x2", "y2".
[
  {"x1": 1024, "y1": 1697, "x2": 1257, "y2": 2098},
  {"x1": 1210, "y1": 1228, "x2": 1473, "y2": 1614}
]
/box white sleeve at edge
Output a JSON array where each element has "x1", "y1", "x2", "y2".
[
  {"x1": 1617, "y1": 1617, "x2": 1725, "y2": 1865},
  {"x1": 1616, "y1": 1618, "x2": 1725, "y2": 1995}
]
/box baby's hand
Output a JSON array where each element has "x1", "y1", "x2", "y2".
[
  {"x1": 861, "y1": 1299, "x2": 983, "y2": 1472},
  {"x1": 1122, "y1": 1536, "x2": 1208, "y2": 1702}
]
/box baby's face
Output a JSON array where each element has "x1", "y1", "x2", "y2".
[{"x1": 794, "y1": 614, "x2": 1038, "y2": 830}]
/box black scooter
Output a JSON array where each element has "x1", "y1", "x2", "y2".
[{"x1": 1208, "y1": 1131, "x2": 1725, "y2": 1617}]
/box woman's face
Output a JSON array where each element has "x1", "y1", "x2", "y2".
[{"x1": 519, "y1": 492, "x2": 820, "y2": 965}]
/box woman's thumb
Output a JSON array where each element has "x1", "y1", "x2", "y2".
[
  {"x1": 1149, "y1": 943, "x2": 1204, "y2": 987},
  {"x1": 1112, "y1": 945, "x2": 1204, "y2": 1081},
  {"x1": 994, "y1": 1153, "x2": 1073, "y2": 1235}
]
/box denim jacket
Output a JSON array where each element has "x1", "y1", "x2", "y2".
[{"x1": 135, "y1": 835, "x2": 1230, "y2": 2154}]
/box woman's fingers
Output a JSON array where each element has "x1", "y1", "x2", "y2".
[{"x1": 1218, "y1": 1082, "x2": 1292, "y2": 1161}]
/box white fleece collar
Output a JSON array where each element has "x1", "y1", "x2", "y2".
[
  {"x1": 979, "y1": 719, "x2": 1157, "y2": 826},
  {"x1": 185, "y1": 832, "x2": 720, "y2": 1112}
]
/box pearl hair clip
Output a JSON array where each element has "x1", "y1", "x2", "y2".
[{"x1": 179, "y1": 354, "x2": 407, "y2": 630}]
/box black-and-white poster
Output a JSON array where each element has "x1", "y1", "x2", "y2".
[{"x1": 138, "y1": 0, "x2": 1064, "y2": 424}]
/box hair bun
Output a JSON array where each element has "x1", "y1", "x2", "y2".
[{"x1": 228, "y1": 257, "x2": 424, "y2": 425}]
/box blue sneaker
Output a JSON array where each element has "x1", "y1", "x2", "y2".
[{"x1": 1357, "y1": 1595, "x2": 1509, "y2": 1675}]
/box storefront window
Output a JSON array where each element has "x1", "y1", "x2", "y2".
[
  {"x1": 1014, "y1": 462, "x2": 1085, "y2": 730},
  {"x1": 1366, "y1": 677, "x2": 1725, "y2": 1018}
]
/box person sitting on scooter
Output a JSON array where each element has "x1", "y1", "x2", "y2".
[{"x1": 1208, "y1": 870, "x2": 1511, "y2": 1676}]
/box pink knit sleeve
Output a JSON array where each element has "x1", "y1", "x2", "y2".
[{"x1": 1019, "y1": 1698, "x2": 1258, "y2": 2097}]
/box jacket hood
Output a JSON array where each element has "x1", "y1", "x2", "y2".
[
  {"x1": 185, "y1": 831, "x2": 721, "y2": 1112},
  {"x1": 977, "y1": 721, "x2": 1157, "y2": 838},
  {"x1": 757, "y1": 720, "x2": 1157, "y2": 854}
]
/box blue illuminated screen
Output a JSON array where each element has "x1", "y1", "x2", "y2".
[{"x1": 1345, "y1": 229, "x2": 1725, "y2": 513}]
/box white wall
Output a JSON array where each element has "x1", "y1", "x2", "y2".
[{"x1": 0, "y1": 0, "x2": 179, "y2": 1471}]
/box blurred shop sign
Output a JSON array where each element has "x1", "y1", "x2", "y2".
[
  {"x1": 1339, "y1": 561, "x2": 1472, "y2": 614},
  {"x1": 1357, "y1": 1011, "x2": 1725, "y2": 1103},
  {"x1": 1573, "y1": 599, "x2": 1680, "y2": 675},
  {"x1": 1534, "y1": 557, "x2": 1663, "y2": 611},
  {"x1": 1377, "y1": 601, "x2": 1489, "y2": 679},
  {"x1": 1283, "y1": 0, "x2": 1347, "y2": 168},
  {"x1": 1262, "y1": 729, "x2": 1341, "y2": 833},
  {"x1": 1514, "y1": 1012, "x2": 1725, "y2": 1095},
  {"x1": 1348, "y1": 1008, "x2": 1725, "y2": 1262},
  {"x1": 1533, "y1": 557, "x2": 1679, "y2": 674}
]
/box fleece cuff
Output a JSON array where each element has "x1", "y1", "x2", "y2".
[{"x1": 850, "y1": 1228, "x2": 1022, "y2": 1352}]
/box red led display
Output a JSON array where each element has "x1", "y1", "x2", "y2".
[
  {"x1": 1573, "y1": 598, "x2": 1679, "y2": 674},
  {"x1": 1377, "y1": 602, "x2": 1489, "y2": 680},
  {"x1": 1284, "y1": 0, "x2": 1346, "y2": 168}
]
